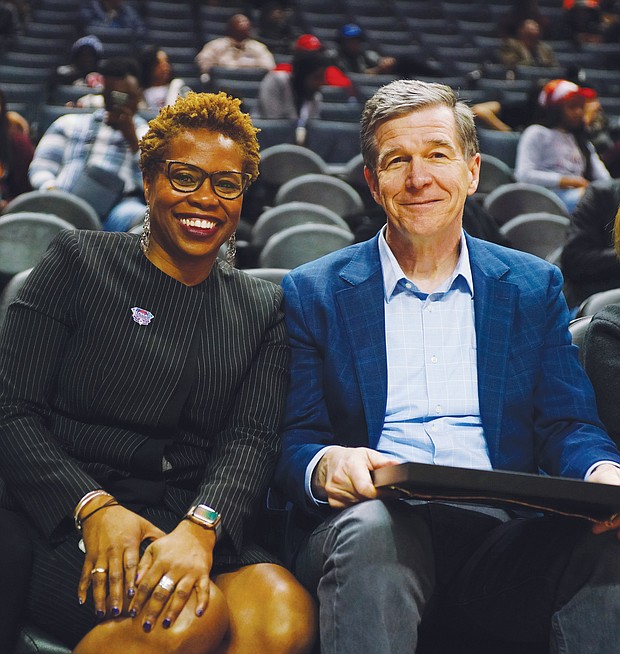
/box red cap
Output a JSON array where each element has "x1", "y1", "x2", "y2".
[
  {"x1": 295, "y1": 34, "x2": 323, "y2": 52},
  {"x1": 538, "y1": 79, "x2": 597, "y2": 108}
]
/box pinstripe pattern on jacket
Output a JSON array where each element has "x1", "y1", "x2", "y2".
[{"x1": 0, "y1": 229, "x2": 289, "y2": 564}]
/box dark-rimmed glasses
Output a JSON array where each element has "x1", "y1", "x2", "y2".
[{"x1": 158, "y1": 160, "x2": 250, "y2": 200}]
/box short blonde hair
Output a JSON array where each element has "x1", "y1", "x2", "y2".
[{"x1": 139, "y1": 91, "x2": 260, "y2": 185}]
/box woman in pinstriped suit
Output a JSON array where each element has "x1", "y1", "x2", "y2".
[{"x1": 0, "y1": 92, "x2": 316, "y2": 653}]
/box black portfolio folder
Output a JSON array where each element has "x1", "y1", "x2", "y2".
[{"x1": 372, "y1": 462, "x2": 620, "y2": 522}]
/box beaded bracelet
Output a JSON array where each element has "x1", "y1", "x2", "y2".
[{"x1": 75, "y1": 498, "x2": 119, "y2": 532}]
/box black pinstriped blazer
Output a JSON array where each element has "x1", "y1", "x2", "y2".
[{"x1": 0, "y1": 230, "x2": 288, "y2": 564}]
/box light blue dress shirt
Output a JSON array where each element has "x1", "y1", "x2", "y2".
[{"x1": 377, "y1": 230, "x2": 492, "y2": 470}]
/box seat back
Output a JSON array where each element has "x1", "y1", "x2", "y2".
[
  {"x1": 477, "y1": 128, "x2": 521, "y2": 169},
  {"x1": 259, "y1": 144, "x2": 329, "y2": 187},
  {"x1": 568, "y1": 315, "x2": 593, "y2": 365},
  {"x1": 577, "y1": 288, "x2": 620, "y2": 318},
  {"x1": 483, "y1": 183, "x2": 569, "y2": 226},
  {"x1": 0, "y1": 212, "x2": 74, "y2": 279},
  {"x1": 2, "y1": 189, "x2": 102, "y2": 230},
  {"x1": 477, "y1": 153, "x2": 515, "y2": 199},
  {"x1": 252, "y1": 202, "x2": 350, "y2": 248},
  {"x1": 258, "y1": 223, "x2": 354, "y2": 269},
  {"x1": 274, "y1": 174, "x2": 365, "y2": 220},
  {"x1": 499, "y1": 212, "x2": 570, "y2": 260},
  {"x1": 305, "y1": 120, "x2": 361, "y2": 165}
]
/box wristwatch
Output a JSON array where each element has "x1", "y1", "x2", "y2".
[{"x1": 184, "y1": 503, "x2": 222, "y2": 541}]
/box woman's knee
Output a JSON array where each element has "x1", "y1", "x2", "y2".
[
  {"x1": 218, "y1": 563, "x2": 317, "y2": 654},
  {"x1": 74, "y1": 583, "x2": 229, "y2": 654}
]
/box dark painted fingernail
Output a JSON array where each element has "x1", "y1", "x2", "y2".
[
  {"x1": 111, "y1": 606, "x2": 120, "y2": 617},
  {"x1": 127, "y1": 587, "x2": 135, "y2": 598},
  {"x1": 162, "y1": 618, "x2": 171, "y2": 629},
  {"x1": 129, "y1": 608, "x2": 137, "y2": 618},
  {"x1": 96, "y1": 610, "x2": 105, "y2": 619},
  {"x1": 196, "y1": 608, "x2": 204, "y2": 617},
  {"x1": 143, "y1": 621, "x2": 152, "y2": 633}
]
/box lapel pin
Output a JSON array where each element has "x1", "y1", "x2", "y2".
[{"x1": 131, "y1": 307, "x2": 154, "y2": 325}]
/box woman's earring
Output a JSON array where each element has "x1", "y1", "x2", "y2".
[
  {"x1": 226, "y1": 232, "x2": 236, "y2": 267},
  {"x1": 139, "y1": 207, "x2": 151, "y2": 254}
]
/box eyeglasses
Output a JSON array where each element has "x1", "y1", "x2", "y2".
[{"x1": 158, "y1": 160, "x2": 250, "y2": 200}]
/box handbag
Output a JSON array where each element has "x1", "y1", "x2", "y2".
[
  {"x1": 71, "y1": 164, "x2": 126, "y2": 219},
  {"x1": 69, "y1": 115, "x2": 127, "y2": 219}
]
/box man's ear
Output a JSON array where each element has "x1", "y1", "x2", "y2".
[
  {"x1": 364, "y1": 166, "x2": 381, "y2": 206},
  {"x1": 467, "y1": 152, "x2": 481, "y2": 197}
]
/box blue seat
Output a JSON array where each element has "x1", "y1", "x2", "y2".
[
  {"x1": 274, "y1": 173, "x2": 365, "y2": 220},
  {"x1": 305, "y1": 120, "x2": 361, "y2": 165},
  {"x1": 252, "y1": 118, "x2": 296, "y2": 150},
  {"x1": 477, "y1": 127, "x2": 521, "y2": 169}
]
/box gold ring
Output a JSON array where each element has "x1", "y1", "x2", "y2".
[
  {"x1": 605, "y1": 513, "x2": 619, "y2": 527},
  {"x1": 90, "y1": 567, "x2": 107, "y2": 575}
]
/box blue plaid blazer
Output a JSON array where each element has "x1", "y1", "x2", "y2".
[{"x1": 275, "y1": 232, "x2": 620, "y2": 511}]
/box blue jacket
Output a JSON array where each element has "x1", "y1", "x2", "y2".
[{"x1": 274, "y1": 232, "x2": 620, "y2": 512}]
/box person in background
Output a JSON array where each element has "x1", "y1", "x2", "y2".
[
  {"x1": 0, "y1": 88, "x2": 33, "y2": 209},
  {"x1": 274, "y1": 77, "x2": 620, "y2": 654},
  {"x1": 139, "y1": 45, "x2": 191, "y2": 110},
  {"x1": 333, "y1": 22, "x2": 397, "y2": 76},
  {"x1": 0, "y1": 91, "x2": 317, "y2": 654},
  {"x1": 472, "y1": 77, "x2": 548, "y2": 133},
  {"x1": 561, "y1": 178, "x2": 620, "y2": 308},
  {"x1": 332, "y1": 22, "x2": 445, "y2": 79},
  {"x1": 0, "y1": 0, "x2": 22, "y2": 49},
  {"x1": 195, "y1": 13, "x2": 276, "y2": 85},
  {"x1": 515, "y1": 78, "x2": 610, "y2": 213},
  {"x1": 29, "y1": 58, "x2": 147, "y2": 231},
  {"x1": 497, "y1": 19, "x2": 558, "y2": 70},
  {"x1": 79, "y1": 0, "x2": 146, "y2": 44},
  {"x1": 54, "y1": 34, "x2": 104, "y2": 91},
  {"x1": 497, "y1": 0, "x2": 552, "y2": 39},
  {"x1": 257, "y1": 48, "x2": 327, "y2": 143},
  {"x1": 562, "y1": 0, "x2": 606, "y2": 43},
  {"x1": 583, "y1": 204, "x2": 620, "y2": 447},
  {"x1": 256, "y1": 0, "x2": 300, "y2": 56},
  {"x1": 273, "y1": 34, "x2": 355, "y2": 95}
]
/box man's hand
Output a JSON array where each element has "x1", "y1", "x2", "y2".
[
  {"x1": 559, "y1": 175, "x2": 589, "y2": 189},
  {"x1": 105, "y1": 105, "x2": 139, "y2": 152},
  {"x1": 589, "y1": 463, "x2": 620, "y2": 538},
  {"x1": 312, "y1": 446, "x2": 399, "y2": 508}
]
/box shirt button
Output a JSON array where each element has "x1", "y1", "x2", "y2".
[
  {"x1": 431, "y1": 355, "x2": 438, "y2": 364},
  {"x1": 405, "y1": 282, "x2": 412, "y2": 289},
  {"x1": 427, "y1": 305, "x2": 433, "y2": 312},
  {"x1": 435, "y1": 405, "x2": 442, "y2": 414}
]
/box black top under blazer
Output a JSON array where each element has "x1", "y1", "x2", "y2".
[{"x1": 0, "y1": 230, "x2": 289, "y2": 565}]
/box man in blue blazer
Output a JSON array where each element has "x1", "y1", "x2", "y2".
[{"x1": 274, "y1": 79, "x2": 620, "y2": 653}]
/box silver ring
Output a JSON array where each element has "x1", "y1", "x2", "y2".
[
  {"x1": 90, "y1": 567, "x2": 107, "y2": 575},
  {"x1": 157, "y1": 575, "x2": 175, "y2": 592}
]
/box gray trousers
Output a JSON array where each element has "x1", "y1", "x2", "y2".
[{"x1": 295, "y1": 500, "x2": 620, "y2": 654}]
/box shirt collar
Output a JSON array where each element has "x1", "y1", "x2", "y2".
[{"x1": 378, "y1": 227, "x2": 474, "y2": 301}]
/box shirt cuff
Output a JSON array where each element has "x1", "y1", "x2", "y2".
[
  {"x1": 584, "y1": 461, "x2": 620, "y2": 480},
  {"x1": 305, "y1": 446, "x2": 337, "y2": 506}
]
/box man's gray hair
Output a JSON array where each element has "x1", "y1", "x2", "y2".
[{"x1": 360, "y1": 78, "x2": 479, "y2": 170}]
